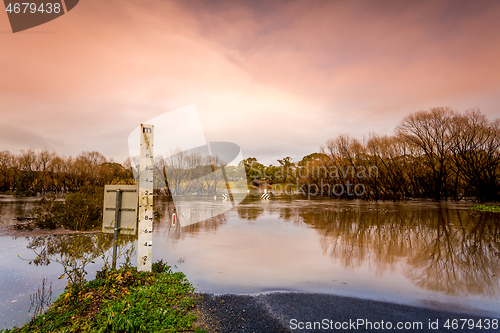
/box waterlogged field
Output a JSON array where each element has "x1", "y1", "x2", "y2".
[{"x1": 1, "y1": 195, "x2": 500, "y2": 329}]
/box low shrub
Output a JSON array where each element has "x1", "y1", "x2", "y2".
[{"x1": 31, "y1": 186, "x2": 104, "y2": 230}]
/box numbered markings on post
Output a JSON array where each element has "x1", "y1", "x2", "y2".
[{"x1": 138, "y1": 124, "x2": 154, "y2": 272}]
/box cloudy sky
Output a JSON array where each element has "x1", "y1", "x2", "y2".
[{"x1": 1, "y1": 0, "x2": 499, "y2": 165}]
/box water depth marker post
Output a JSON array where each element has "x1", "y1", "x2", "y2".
[{"x1": 138, "y1": 124, "x2": 154, "y2": 272}]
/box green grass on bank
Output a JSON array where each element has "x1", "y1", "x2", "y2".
[
  {"x1": 470, "y1": 205, "x2": 500, "y2": 213},
  {"x1": 2, "y1": 261, "x2": 205, "y2": 333}
]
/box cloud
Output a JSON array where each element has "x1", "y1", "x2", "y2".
[
  {"x1": 1, "y1": 0, "x2": 499, "y2": 164},
  {"x1": 0, "y1": 124, "x2": 54, "y2": 152}
]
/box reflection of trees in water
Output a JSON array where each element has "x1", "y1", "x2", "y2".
[
  {"x1": 278, "y1": 207, "x2": 294, "y2": 221},
  {"x1": 0, "y1": 201, "x2": 36, "y2": 223},
  {"x1": 158, "y1": 197, "x2": 500, "y2": 297},
  {"x1": 297, "y1": 206, "x2": 500, "y2": 297},
  {"x1": 26, "y1": 233, "x2": 116, "y2": 266},
  {"x1": 405, "y1": 210, "x2": 500, "y2": 296},
  {"x1": 236, "y1": 196, "x2": 312, "y2": 224},
  {"x1": 237, "y1": 205, "x2": 264, "y2": 220},
  {"x1": 155, "y1": 199, "x2": 228, "y2": 242},
  {"x1": 166, "y1": 214, "x2": 227, "y2": 242},
  {"x1": 299, "y1": 207, "x2": 409, "y2": 272},
  {"x1": 24, "y1": 232, "x2": 137, "y2": 286},
  {"x1": 236, "y1": 197, "x2": 301, "y2": 221},
  {"x1": 25, "y1": 232, "x2": 136, "y2": 284}
]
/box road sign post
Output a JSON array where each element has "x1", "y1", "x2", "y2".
[
  {"x1": 137, "y1": 124, "x2": 154, "y2": 272},
  {"x1": 111, "y1": 188, "x2": 122, "y2": 269},
  {"x1": 102, "y1": 185, "x2": 139, "y2": 269}
]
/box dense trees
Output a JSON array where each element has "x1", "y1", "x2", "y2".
[
  {"x1": 244, "y1": 107, "x2": 500, "y2": 202},
  {"x1": 315, "y1": 107, "x2": 500, "y2": 201},
  {"x1": 0, "y1": 150, "x2": 133, "y2": 196},
  {"x1": 2, "y1": 107, "x2": 498, "y2": 202}
]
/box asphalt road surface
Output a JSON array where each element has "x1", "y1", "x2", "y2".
[{"x1": 195, "y1": 292, "x2": 497, "y2": 333}]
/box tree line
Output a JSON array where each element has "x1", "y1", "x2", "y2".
[
  {"x1": 0, "y1": 150, "x2": 133, "y2": 196},
  {"x1": 2, "y1": 107, "x2": 498, "y2": 202},
  {"x1": 245, "y1": 107, "x2": 500, "y2": 202}
]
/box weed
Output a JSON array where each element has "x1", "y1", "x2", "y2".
[{"x1": 28, "y1": 278, "x2": 52, "y2": 321}]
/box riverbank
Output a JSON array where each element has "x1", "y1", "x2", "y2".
[
  {"x1": 1, "y1": 261, "x2": 205, "y2": 333},
  {"x1": 471, "y1": 205, "x2": 500, "y2": 213},
  {"x1": 195, "y1": 292, "x2": 498, "y2": 332}
]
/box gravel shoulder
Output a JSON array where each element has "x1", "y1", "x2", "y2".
[{"x1": 195, "y1": 292, "x2": 496, "y2": 333}]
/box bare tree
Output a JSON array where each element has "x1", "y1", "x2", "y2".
[
  {"x1": 450, "y1": 109, "x2": 500, "y2": 201},
  {"x1": 396, "y1": 107, "x2": 458, "y2": 201}
]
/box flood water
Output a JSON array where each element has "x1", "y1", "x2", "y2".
[{"x1": 1, "y1": 195, "x2": 500, "y2": 329}]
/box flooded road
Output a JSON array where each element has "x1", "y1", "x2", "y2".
[{"x1": 1, "y1": 195, "x2": 499, "y2": 329}]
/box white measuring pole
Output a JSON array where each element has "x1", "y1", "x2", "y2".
[{"x1": 137, "y1": 124, "x2": 154, "y2": 272}]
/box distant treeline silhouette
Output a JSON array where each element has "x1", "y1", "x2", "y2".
[{"x1": 245, "y1": 107, "x2": 500, "y2": 202}]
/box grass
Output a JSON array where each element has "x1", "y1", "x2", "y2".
[
  {"x1": 2, "y1": 260, "x2": 205, "y2": 333},
  {"x1": 470, "y1": 205, "x2": 500, "y2": 213}
]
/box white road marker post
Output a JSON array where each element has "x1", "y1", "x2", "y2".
[{"x1": 137, "y1": 124, "x2": 154, "y2": 272}]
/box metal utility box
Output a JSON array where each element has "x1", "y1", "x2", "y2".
[{"x1": 102, "y1": 185, "x2": 139, "y2": 235}]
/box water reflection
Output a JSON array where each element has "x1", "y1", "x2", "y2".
[
  {"x1": 237, "y1": 205, "x2": 264, "y2": 221},
  {"x1": 3, "y1": 197, "x2": 500, "y2": 330},
  {"x1": 404, "y1": 211, "x2": 500, "y2": 296},
  {"x1": 220, "y1": 199, "x2": 500, "y2": 298},
  {"x1": 25, "y1": 233, "x2": 115, "y2": 266},
  {"x1": 21, "y1": 198, "x2": 500, "y2": 298},
  {"x1": 22, "y1": 232, "x2": 136, "y2": 283},
  {"x1": 294, "y1": 205, "x2": 500, "y2": 297},
  {"x1": 0, "y1": 197, "x2": 38, "y2": 226},
  {"x1": 166, "y1": 214, "x2": 228, "y2": 242}
]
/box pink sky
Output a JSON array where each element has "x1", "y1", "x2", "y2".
[{"x1": 1, "y1": 0, "x2": 499, "y2": 164}]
